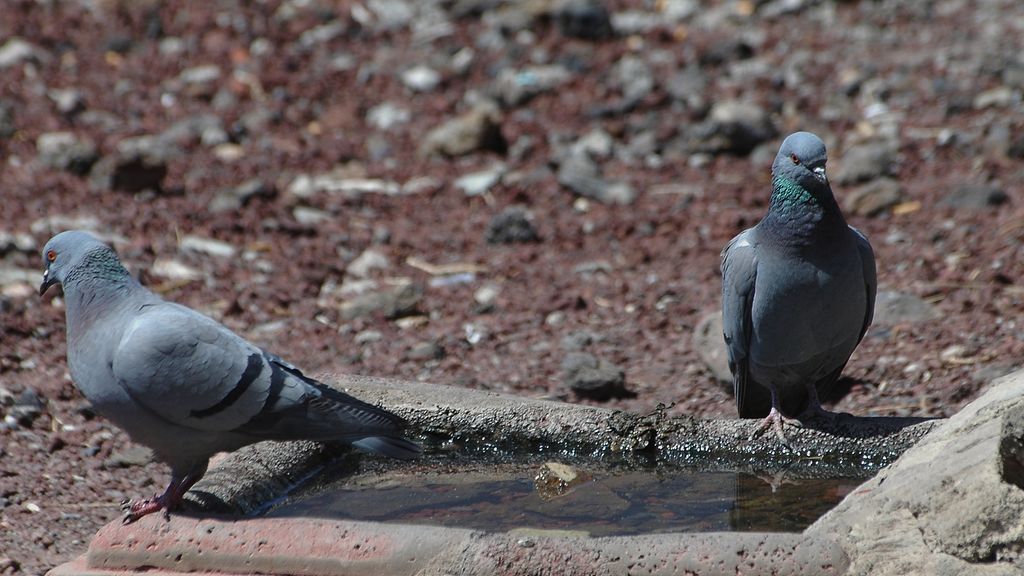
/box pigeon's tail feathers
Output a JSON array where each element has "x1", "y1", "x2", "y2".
[{"x1": 351, "y1": 436, "x2": 422, "y2": 460}]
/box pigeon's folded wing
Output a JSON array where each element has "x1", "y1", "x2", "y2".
[
  {"x1": 110, "y1": 303, "x2": 273, "y2": 432},
  {"x1": 850, "y1": 226, "x2": 877, "y2": 342},
  {"x1": 720, "y1": 229, "x2": 765, "y2": 417}
]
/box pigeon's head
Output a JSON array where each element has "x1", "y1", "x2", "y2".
[
  {"x1": 772, "y1": 131, "x2": 829, "y2": 191},
  {"x1": 39, "y1": 230, "x2": 114, "y2": 295}
]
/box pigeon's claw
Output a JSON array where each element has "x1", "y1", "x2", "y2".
[
  {"x1": 748, "y1": 407, "x2": 801, "y2": 449},
  {"x1": 121, "y1": 494, "x2": 169, "y2": 524}
]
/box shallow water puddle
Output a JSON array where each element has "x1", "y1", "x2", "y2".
[{"x1": 267, "y1": 462, "x2": 864, "y2": 536}]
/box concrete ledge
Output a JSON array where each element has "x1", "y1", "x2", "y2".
[
  {"x1": 63, "y1": 371, "x2": 1024, "y2": 576},
  {"x1": 52, "y1": 515, "x2": 847, "y2": 576}
]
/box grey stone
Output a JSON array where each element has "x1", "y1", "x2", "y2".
[
  {"x1": 298, "y1": 21, "x2": 345, "y2": 48},
  {"x1": 89, "y1": 135, "x2": 174, "y2": 193},
  {"x1": 340, "y1": 282, "x2": 423, "y2": 320},
  {"x1": 288, "y1": 171, "x2": 402, "y2": 198},
  {"x1": 485, "y1": 207, "x2": 540, "y2": 244},
  {"x1": 420, "y1": 102, "x2": 507, "y2": 157},
  {"x1": 346, "y1": 249, "x2": 390, "y2": 278},
  {"x1": 401, "y1": 65, "x2": 442, "y2": 92},
  {"x1": 683, "y1": 100, "x2": 776, "y2": 156},
  {"x1": 872, "y1": 291, "x2": 940, "y2": 326},
  {"x1": 492, "y1": 65, "x2": 572, "y2": 107},
  {"x1": 48, "y1": 89, "x2": 86, "y2": 115},
  {"x1": 665, "y1": 66, "x2": 707, "y2": 110},
  {"x1": 843, "y1": 178, "x2": 904, "y2": 217},
  {"x1": 408, "y1": 340, "x2": 445, "y2": 361},
  {"x1": 557, "y1": 152, "x2": 636, "y2": 205},
  {"x1": 179, "y1": 235, "x2": 236, "y2": 259},
  {"x1": 611, "y1": 56, "x2": 653, "y2": 105},
  {"x1": 366, "y1": 0, "x2": 416, "y2": 31},
  {"x1": 0, "y1": 38, "x2": 48, "y2": 69},
  {"x1": 366, "y1": 102, "x2": 411, "y2": 131},
  {"x1": 940, "y1": 183, "x2": 1010, "y2": 209},
  {"x1": 176, "y1": 65, "x2": 222, "y2": 98},
  {"x1": 561, "y1": 352, "x2": 631, "y2": 401},
  {"x1": 556, "y1": 0, "x2": 614, "y2": 40},
  {"x1": 292, "y1": 206, "x2": 332, "y2": 225},
  {"x1": 456, "y1": 166, "x2": 505, "y2": 196},
  {"x1": 836, "y1": 140, "x2": 898, "y2": 185},
  {"x1": 104, "y1": 445, "x2": 154, "y2": 469},
  {"x1": 692, "y1": 311, "x2": 732, "y2": 387},
  {"x1": 36, "y1": 132, "x2": 99, "y2": 175},
  {"x1": 209, "y1": 179, "x2": 275, "y2": 213}
]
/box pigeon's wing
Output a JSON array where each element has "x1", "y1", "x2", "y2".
[
  {"x1": 721, "y1": 229, "x2": 769, "y2": 417},
  {"x1": 235, "y1": 353, "x2": 420, "y2": 459},
  {"x1": 110, "y1": 303, "x2": 274, "y2": 433},
  {"x1": 111, "y1": 303, "x2": 419, "y2": 459},
  {"x1": 850, "y1": 226, "x2": 877, "y2": 342}
]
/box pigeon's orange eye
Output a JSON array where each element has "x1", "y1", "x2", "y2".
[
  {"x1": 47, "y1": 250, "x2": 57, "y2": 262},
  {"x1": 790, "y1": 153, "x2": 800, "y2": 165}
]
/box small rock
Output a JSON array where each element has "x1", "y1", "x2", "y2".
[
  {"x1": 346, "y1": 249, "x2": 390, "y2": 278},
  {"x1": 682, "y1": 100, "x2": 776, "y2": 156},
  {"x1": 611, "y1": 55, "x2": 653, "y2": 105},
  {"x1": 0, "y1": 101, "x2": 14, "y2": 139},
  {"x1": 48, "y1": 88, "x2": 86, "y2": 115},
  {"x1": 556, "y1": 0, "x2": 614, "y2": 40},
  {"x1": 534, "y1": 462, "x2": 592, "y2": 500},
  {"x1": 836, "y1": 140, "x2": 897, "y2": 185},
  {"x1": 940, "y1": 183, "x2": 1009, "y2": 209},
  {"x1": 288, "y1": 171, "x2": 402, "y2": 198},
  {"x1": 176, "y1": 64, "x2": 222, "y2": 98},
  {"x1": 843, "y1": 178, "x2": 904, "y2": 217},
  {"x1": 473, "y1": 283, "x2": 500, "y2": 311},
  {"x1": 492, "y1": 65, "x2": 572, "y2": 107},
  {"x1": 557, "y1": 152, "x2": 636, "y2": 205},
  {"x1": 561, "y1": 352, "x2": 631, "y2": 401},
  {"x1": 485, "y1": 207, "x2": 540, "y2": 244},
  {"x1": 180, "y1": 235, "x2": 236, "y2": 259},
  {"x1": 298, "y1": 21, "x2": 345, "y2": 48},
  {"x1": 90, "y1": 135, "x2": 174, "y2": 193},
  {"x1": 419, "y1": 102, "x2": 507, "y2": 157},
  {"x1": 401, "y1": 65, "x2": 442, "y2": 92},
  {"x1": 292, "y1": 206, "x2": 332, "y2": 225},
  {"x1": 354, "y1": 330, "x2": 383, "y2": 345},
  {"x1": 209, "y1": 179, "x2": 275, "y2": 213},
  {"x1": 10, "y1": 388, "x2": 44, "y2": 426},
  {"x1": 340, "y1": 282, "x2": 422, "y2": 320},
  {"x1": 665, "y1": 66, "x2": 707, "y2": 110},
  {"x1": 366, "y1": 102, "x2": 411, "y2": 131},
  {"x1": 366, "y1": 0, "x2": 416, "y2": 31},
  {"x1": 560, "y1": 330, "x2": 598, "y2": 351},
  {"x1": 150, "y1": 258, "x2": 203, "y2": 281},
  {"x1": 103, "y1": 445, "x2": 154, "y2": 468},
  {"x1": 973, "y1": 86, "x2": 1016, "y2": 109},
  {"x1": 872, "y1": 291, "x2": 939, "y2": 326},
  {"x1": 692, "y1": 311, "x2": 732, "y2": 388},
  {"x1": 36, "y1": 132, "x2": 99, "y2": 175},
  {"x1": 0, "y1": 38, "x2": 49, "y2": 68},
  {"x1": 456, "y1": 165, "x2": 505, "y2": 196},
  {"x1": 408, "y1": 340, "x2": 445, "y2": 361}
]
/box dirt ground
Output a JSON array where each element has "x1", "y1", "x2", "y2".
[{"x1": 1, "y1": 0, "x2": 1023, "y2": 573}]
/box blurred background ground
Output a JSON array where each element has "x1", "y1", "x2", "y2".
[{"x1": 1, "y1": 0, "x2": 1023, "y2": 573}]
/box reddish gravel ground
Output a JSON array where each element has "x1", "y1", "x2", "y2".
[{"x1": 2, "y1": 0, "x2": 1024, "y2": 573}]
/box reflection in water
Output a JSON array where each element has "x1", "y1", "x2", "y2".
[{"x1": 267, "y1": 464, "x2": 863, "y2": 536}]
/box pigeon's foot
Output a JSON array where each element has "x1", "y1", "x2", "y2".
[
  {"x1": 121, "y1": 493, "x2": 175, "y2": 524},
  {"x1": 748, "y1": 407, "x2": 802, "y2": 449}
]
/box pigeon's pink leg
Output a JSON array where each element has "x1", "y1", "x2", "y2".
[
  {"x1": 747, "y1": 386, "x2": 802, "y2": 448},
  {"x1": 122, "y1": 463, "x2": 208, "y2": 524}
]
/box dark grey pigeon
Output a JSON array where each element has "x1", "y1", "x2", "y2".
[
  {"x1": 720, "y1": 132, "x2": 877, "y2": 443},
  {"x1": 40, "y1": 231, "x2": 420, "y2": 522}
]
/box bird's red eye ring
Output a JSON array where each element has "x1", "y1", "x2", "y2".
[
  {"x1": 790, "y1": 153, "x2": 800, "y2": 165},
  {"x1": 46, "y1": 250, "x2": 57, "y2": 262}
]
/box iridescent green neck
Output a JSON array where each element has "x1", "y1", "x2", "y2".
[{"x1": 769, "y1": 175, "x2": 820, "y2": 214}]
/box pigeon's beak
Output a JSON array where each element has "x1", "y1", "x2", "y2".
[
  {"x1": 39, "y1": 269, "x2": 56, "y2": 296},
  {"x1": 812, "y1": 166, "x2": 827, "y2": 184}
]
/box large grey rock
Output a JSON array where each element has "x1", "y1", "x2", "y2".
[
  {"x1": 940, "y1": 183, "x2": 1010, "y2": 209},
  {"x1": 682, "y1": 100, "x2": 776, "y2": 156},
  {"x1": 872, "y1": 290, "x2": 940, "y2": 326},
  {"x1": 557, "y1": 152, "x2": 636, "y2": 205},
  {"x1": 836, "y1": 140, "x2": 898, "y2": 185},
  {"x1": 843, "y1": 178, "x2": 904, "y2": 217},
  {"x1": 561, "y1": 352, "x2": 631, "y2": 401},
  {"x1": 339, "y1": 282, "x2": 423, "y2": 320},
  {"x1": 807, "y1": 368, "x2": 1024, "y2": 574},
  {"x1": 492, "y1": 65, "x2": 572, "y2": 107},
  {"x1": 36, "y1": 132, "x2": 99, "y2": 175},
  {"x1": 485, "y1": 206, "x2": 540, "y2": 244},
  {"x1": 692, "y1": 310, "x2": 732, "y2": 387},
  {"x1": 89, "y1": 135, "x2": 175, "y2": 193}
]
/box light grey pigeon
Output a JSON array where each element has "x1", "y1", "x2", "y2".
[
  {"x1": 720, "y1": 132, "x2": 877, "y2": 444},
  {"x1": 40, "y1": 230, "x2": 421, "y2": 522}
]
